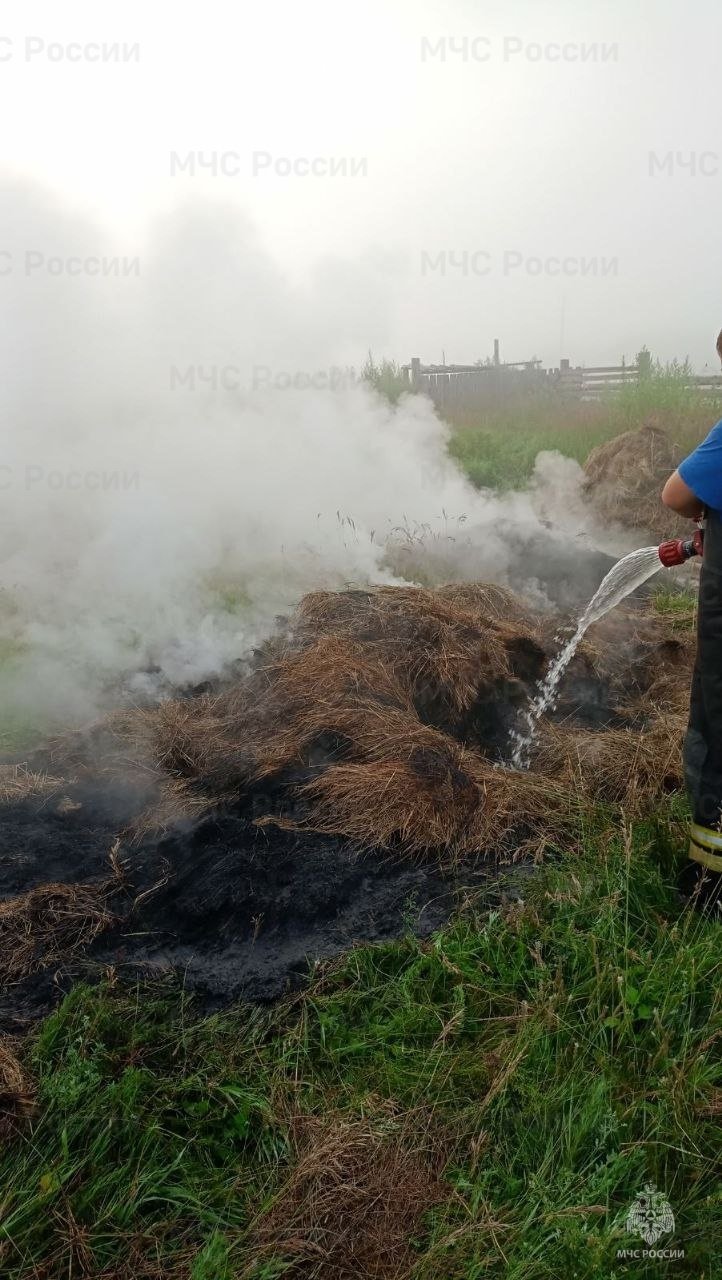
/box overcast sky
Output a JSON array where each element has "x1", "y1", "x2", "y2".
[{"x1": 2, "y1": 0, "x2": 721, "y2": 370}]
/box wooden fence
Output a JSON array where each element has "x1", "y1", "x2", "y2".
[{"x1": 402, "y1": 348, "x2": 722, "y2": 410}]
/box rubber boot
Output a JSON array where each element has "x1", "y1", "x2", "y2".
[
  {"x1": 677, "y1": 860, "x2": 722, "y2": 915},
  {"x1": 678, "y1": 824, "x2": 722, "y2": 916}
]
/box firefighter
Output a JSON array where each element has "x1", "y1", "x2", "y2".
[{"x1": 662, "y1": 329, "x2": 722, "y2": 911}]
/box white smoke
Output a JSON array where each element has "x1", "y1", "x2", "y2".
[{"x1": 0, "y1": 179, "x2": 615, "y2": 742}]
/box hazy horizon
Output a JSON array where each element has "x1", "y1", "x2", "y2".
[{"x1": 2, "y1": 0, "x2": 721, "y2": 371}]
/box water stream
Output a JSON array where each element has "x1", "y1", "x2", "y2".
[{"x1": 510, "y1": 545, "x2": 663, "y2": 769}]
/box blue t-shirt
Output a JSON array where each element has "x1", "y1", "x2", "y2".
[{"x1": 678, "y1": 418, "x2": 722, "y2": 512}]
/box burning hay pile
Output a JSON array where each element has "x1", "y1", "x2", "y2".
[
  {"x1": 36, "y1": 584, "x2": 574, "y2": 859},
  {"x1": 39, "y1": 581, "x2": 693, "y2": 860},
  {"x1": 0, "y1": 579, "x2": 695, "y2": 1028}
]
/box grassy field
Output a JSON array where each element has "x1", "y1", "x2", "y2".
[
  {"x1": 3, "y1": 802, "x2": 721, "y2": 1278},
  {"x1": 446, "y1": 368, "x2": 722, "y2": 491},
  {"x1": 2, "y1": 374, "x2": 721, "y2": 1278}
]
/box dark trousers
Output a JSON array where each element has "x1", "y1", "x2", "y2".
[{"x1": 684, "y1": 509, "x2": 722, "y2": 866}]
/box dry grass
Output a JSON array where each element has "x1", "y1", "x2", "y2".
[
  {"x1": 84, "y1": 586, "x2": 542, "y2": 849},
  {"x1": 467, "y1": 759, "x2": 582, "y2": 858},
  {"x1": 284, "y1": 748, "x2": 581, "y2": 861},
  {"x1": 435, "y1": 580, "x2": 535, "y2": 626},
  {"x1": 12, "y1": 581, "x2": 697, "y2": 858},
  {"x1": 0, "y1": 881, "x2": 116, "y2": 983},
  {"x1": 249, "y1": 638, "x2": 412, "y2": 779},
  {"x1": 0, "y1": 765, "x2": 69, "y2": 806},
  {"x1": 240, "y1": 589, "x2": 549, "y2": 855},
  {"x1": 147, "y1": 695, "x2": 253, "y2": 792},
  {"x1": 533, "y1": 715, "x2": 686, "y2": 813},
  {"x1": 247, "y1": 588, "x2": 692, "y2": 853},
  {"x1": 292, "y1": 757, "x2": 478, "y2": 855},
  {"x1": 583, "y1": 423, "x2": 689, "y2": 542},
  {"x1": 585, "y1": 614, "x2": 694, "y2": 698},
  {"x1": 129, "y1": 777, "x2": 213, "y2": 841},
  {"x1": 295, "y1": 586, "x2": 518, "y2": 714},
  {"x1": 249, "y1": 1112, "x2": 449, "y2": 1280},
  {"x1": 0, "y1": 1038, "x2": 35, "y2": 1143}
]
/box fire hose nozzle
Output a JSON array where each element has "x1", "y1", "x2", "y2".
[{"x1": 658, "y1": 528, "x2": 704, "y2": 567}]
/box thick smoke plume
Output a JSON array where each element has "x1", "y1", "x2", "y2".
[{"x1": 0, "y1": 180, "x2": 622, "y2": 740}]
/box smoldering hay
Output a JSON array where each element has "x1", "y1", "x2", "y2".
[{"x1": 0, "y1": 178, "x2": 627, "y2": 739}]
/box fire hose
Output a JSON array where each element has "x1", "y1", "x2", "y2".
[{"x1": 658, "y1": 524, "x2": 705, "y2": 567}]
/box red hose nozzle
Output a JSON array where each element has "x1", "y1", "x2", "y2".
[
  {"x1": 659, "y1": 539, "x2": 687, "y2": 567},
  {"x1": 659, "y1": 529, "x2": 704, "y2": 567}
]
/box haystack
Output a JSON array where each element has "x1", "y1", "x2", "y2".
[
  {"x1": 161, "y1": 585, "x2": 548, "y2": 855},
  {"x1": 583, "y1": 423, "x2": 688, "y2": 541},
  {"x1": 18, "y1": 581, "x2": 694, "y2": 861},
  {"x1": 35, "y1": 583, "x2": 548, "y2": 856},
  {"x1": 293, "y1": 584, "x2": 535, "y2": 715}
]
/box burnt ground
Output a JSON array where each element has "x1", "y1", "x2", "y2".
[
  {"x1": 0, "y1": 576, "x2": 666, "y2": 1034},
  {"x1": 0, "y1": 672, "x2": 643, "y2": 1034},
  {"x1": 0, "y1": 791, "x2": 527, "y2": 1034}
]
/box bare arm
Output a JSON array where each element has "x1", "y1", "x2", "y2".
[{"x1": 661, "y1": 470, "x2": 704, "y2": 519}]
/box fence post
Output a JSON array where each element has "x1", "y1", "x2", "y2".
[
  {"x1": 638, "y1": 348, "x2": 652, "y2": 379},
  {"x1": 410, "y1": 357, "x2": 422, "y2": 392},
  {"x1": 493, "y1": 338, "x2": 500, "y2": 366}
]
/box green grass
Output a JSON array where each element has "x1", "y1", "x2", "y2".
[
  {"x1": 446, "y1": 366, "x2": 722, "y2": 492},
  {"x1": 362, "y1": 353, "x2": 409, "y2": 404},
  {"x1": 2, "y1": 363, "x2": 720, "y2": 1276},
  {"x1": 0, "y1": 641, "x2": 46, "y2": 755},
  {"x1": 653, "y1": 587, "x2": 698, "y2": 632},
  {"x1": 448, "y1": 414, "x2": 615, "y2": 490},
  {"x1": 3, "y1": 802, "x2": 722, "y2": 1277}
]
